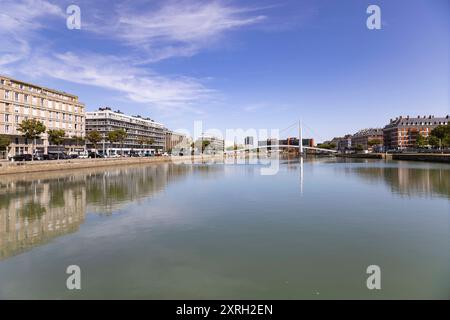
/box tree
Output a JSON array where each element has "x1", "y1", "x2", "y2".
[
  {"x1": 17, "y1": 119, "x2": 46, "y2": 161},
  {"x1": 368, "y1": 139, "x2": 382, "y2": 147},
  {"x1": 317, "y1": 142, "x2": 335, "y2": 150},
  {"x1": 145, "y1": 138, "x2": 155, "y2": 154},
  {"x1": 415, "y1": 134, "x2": 428, "y2": 148},
  {"x1": 354, "y1": 144, "x2": 364, "y2": 152},
  {"x1": 47, "y1": 129, "x2": 66, "y2": 160},
  {"x1": 201, "y1": 140, "x2": 211, "y2": 154},
  {"x1": 428, "y1": 135, "x2": 441, "y2": 149},
  {"x1": 86, "y1": 130, "x2": 102, "y2": 158},
  {"x1": 73, "y1": 135, "x2": 85, "y2": 147},
  {"x1": 0, "y1": 135, "x2": 11, "y2": 159},
  {"x1": 430, "y1": 123, "x2": 450, "y2": 149},
  {"x1": 108, "y1": 129, "x2": 127, "y2": 156},
  {"x1": 137, "y1": 136, "x2": 146, "y2": 150}
]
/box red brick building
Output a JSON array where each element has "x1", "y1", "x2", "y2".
[{"x1": 383, "y1": 115, "x2": 449, "y2": 150}]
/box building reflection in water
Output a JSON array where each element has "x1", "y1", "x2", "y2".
[
  {"x1": 0, "y1": 163, "x2": 222, "y2": 260},
  {"x1": 0, "y1": 177, "x2": 86, "y2": 260},
  {"x1": 347, "y1": 164, "x2": 450, "y2": 199}
]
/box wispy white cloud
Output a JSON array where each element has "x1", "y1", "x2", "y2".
[
  {"x1": 0, "y1": 0, "x2": 269, "y2": 114},
  {"x1": 0, "y1": 0, "x2": 63, "y2": 67},
  {"x1": 19, "y1": 51, "x2": 215, "y2": 113},
  {"x1": 88, "y1": 0, "x2": 267, "y2": 61}
]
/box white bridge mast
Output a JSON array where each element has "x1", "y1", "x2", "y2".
[{"x1": 299, "y1": 120, "x2": 303, "y2": 157}]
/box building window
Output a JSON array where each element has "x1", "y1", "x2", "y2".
[
  {"x1": 15, "y1": 92, "x2": 19, "y2": 101},
  {"x1": 15, "y1": 115, "x2": 19, "y2": 122},
  {"x1": 5, "y1": 90, "x2": 10, "y2": 99},
  {"x1": 24, "y1": 94, "x2": 29, "y2": 103},
  {"x1": 5, "y1": 114, "x2": 10, "y2": 122},
  {"x1": 5, "y1": 125, "x2": 10, "y2": 133}
]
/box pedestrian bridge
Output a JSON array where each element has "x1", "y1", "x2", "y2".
[{"x1": 225, "y1": 145, "x2": 338, "y2": 154}]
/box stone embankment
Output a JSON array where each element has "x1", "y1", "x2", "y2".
[{"x1": 0, "y1": 155, "x2": 224, "y2": 176}]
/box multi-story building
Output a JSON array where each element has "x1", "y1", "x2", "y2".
[
  {"x1": 244, "y1": 136, "x2": 254, "y2": 148},
  {"x1": 165, "y1": 130, "x2": 190, "y2": 155},
  {"x1": 278, "y1": 137, "x2": 315, "y2": 148},
  {"x1": 0, "y1": 75, "x2": 85, "y2": 158},
  {"x1": 85, "y1": 107, "x2": 165, "y2": 155},
  {"x1": 195, "y1": 134, "x2": 224, "y2": 155},
  {"x1": 336, "y1": 134, "x2": 352, "y2": 152},
  {"x1": 383, "y1": 115, "x2": 449, "y2": 150},
  {"x1": 351, "y1": 128, "x2": 383, "y2": 151}
]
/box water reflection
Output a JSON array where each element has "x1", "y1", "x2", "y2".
[
  {"x1": 347, "y1": 163, "x2": 450, "y2": 199},
  {"x1": 0, "y1": 159, "x2": 448, "y2": 261},
  {"x1": 0, "y1": 163, "x2": 223, "y2": 260},
  {"x1": 0, "y1": 176, "x2": 86, "y2": 259}
]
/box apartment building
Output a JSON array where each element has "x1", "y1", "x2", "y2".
[
  {"x1": 0, "y1": 75, "x2": 85, "y2": 157},
  {"x1": 85, "y1": 107, "x2": 165, "y2": 155},
  {"x1": 351, "y1": 128, "x2": 383, "y2": 151},
  {"x1": 383, "y1": 115, "x2": 449, "y2": 150},
  {"x1": 195, "y1": 134, "x2": 224, "y2": 154},
  {"x1": 334, "y1": 134, "x2": 352, "y2": 152},
  {"x1": 165, "y1": 130, "x2": 190, "y2": 155}
]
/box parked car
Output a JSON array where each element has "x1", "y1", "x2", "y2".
[
  {"x1": 88, "y1": 152, "x2": 106, "y2": 158},
  {"x1": 33, "y1": 153, "x2": 45, "y2": 161},
  {"x1": 43, "y1": 153, "x2": 57, "y2": 160},
  {"x1": 12, "y1": 154, "x2": 32, "y2": 162},
  {"x1": 108, "y1": 154, "x2": 121, "y2": 158},
  {"x1": 78, "y1": 152, "x2": 88, "y2": 159}
]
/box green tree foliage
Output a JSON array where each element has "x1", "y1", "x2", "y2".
[
  {"x1": 368, "y1": 139, "x2": 382, "y2": 147},
  {"x1": 86, "y1": 130, "x2": 102, "y2": 158},
  {"x1": 108, "y1": 129, "x2": 127, "y2": 156},
  {"x1": 202, "y1": 140, "x2": 211, "y2": 153},
  {"x1": 430, "y1": 123, "x2": 450, "y2": 148},
  {"x1": 17, "y1": 119, "x2": 46, "y2": 160},
  {"x1": 47, "y1": 129, "x2": 66, "y2": 159},
  {"x1": 415, "y1": 134, "x2": 428, "y2": 148},
  {"x1": 0, "y1": 135, "x2": 10, "y2": 159}
]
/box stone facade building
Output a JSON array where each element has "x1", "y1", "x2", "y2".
[{"x1": 0, "y1": 75, "x2": 85, "y2": 158}]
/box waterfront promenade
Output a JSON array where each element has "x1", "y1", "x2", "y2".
[
  {"x1": 336, "y1": 153, "x2": 450, "y2": 163},
  {"x1": 1, "y1": 152, "x2": 449, "y2": 176},
  {"x1": 0, "y1": 155, "x2": 225, "y2": 176}
]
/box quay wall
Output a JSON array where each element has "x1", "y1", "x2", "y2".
[
  {"x1": 336, "y1": 153, "x2": 450, "y2": 163},
  {"x1": 0, "y1": 155, "x2": 224, "y2": 176}
]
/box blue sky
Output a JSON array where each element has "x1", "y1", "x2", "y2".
[{"x1": 0, "y1": 0, "x2": 448, "y2": 142}]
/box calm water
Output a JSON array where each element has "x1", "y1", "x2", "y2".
[{"x1": 0, "y1": 157, "x2": 448, "y2": 299}]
